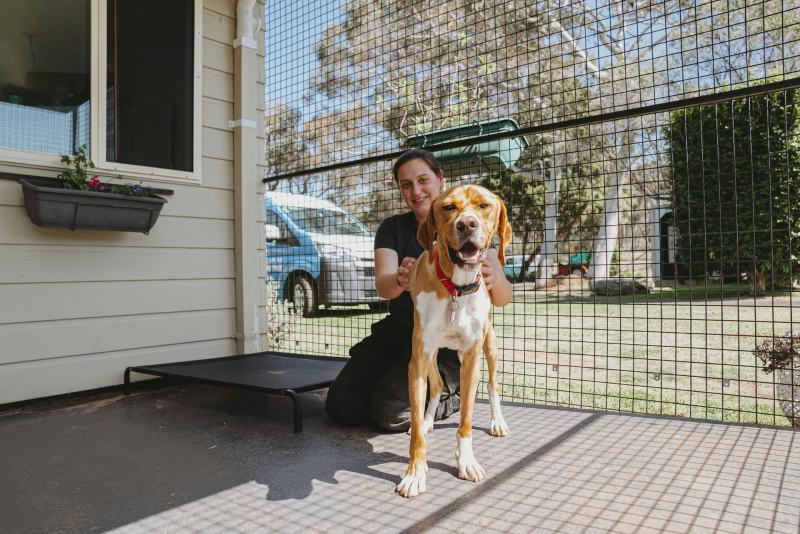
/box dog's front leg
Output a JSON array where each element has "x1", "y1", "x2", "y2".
[
  {"x1": 455, "y1": 345, "x2": 486, "y2": 482},
  {"x1": 484, "y1": 325, "x2": 510, "y2": 437},
  {"x1": 421, "y1": 356, "x2": 443, "y2": 434},
  {"x1": 407, "y1": 357, "x2": 442, "y2": 436},
  {"x1": 396, "y1": 347, "x2": 434, "y2": 498}
]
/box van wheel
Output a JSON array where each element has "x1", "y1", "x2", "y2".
[{"x1": 287, "y1": 276, "x2": 317, "y2": 317}]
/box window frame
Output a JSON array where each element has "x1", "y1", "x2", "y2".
[{"x1": 0, "y1": 0, "x2": 203, "y2": 184}]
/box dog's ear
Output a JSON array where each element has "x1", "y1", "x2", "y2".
[
  {"x1": 416, "y1": 206, "x2": 437, "y2": 263},
  {"x1": 495, "y1": 194, "x2": 513, "y2": 266}
]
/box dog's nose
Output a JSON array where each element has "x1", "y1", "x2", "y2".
[{"x1": 456, "y1": 215, "x2": 479, "y2": 233}]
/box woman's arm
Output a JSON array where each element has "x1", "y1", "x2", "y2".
[
  {"x1": 377, "y1": 246, "x2": 512, "y2": 305},
  {"x1": 482, "y1": 248, "x2": 513, "y2": 307},
  {"x1": 374, "y1": 247, "x2": 414, "y2": 300}
]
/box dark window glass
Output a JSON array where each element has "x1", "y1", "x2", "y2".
[
  {"x1": 108, "y1": 0, "x2": 194, "y2": 171},
  {"x1": 0, "y1": 0, "x2": 91, "y2": 155}
]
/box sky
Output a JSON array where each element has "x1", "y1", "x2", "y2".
[{"x1": 264, "y1": 0, "x2": 345, "y2": 110}]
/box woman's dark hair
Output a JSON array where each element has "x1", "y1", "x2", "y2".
[{"x1": 392, "y1": 148, "x2": 443, "y2": 182}]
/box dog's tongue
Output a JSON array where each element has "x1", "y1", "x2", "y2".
[{"x1": 458, "y1": 242, "x2": 480, "y2": 263}]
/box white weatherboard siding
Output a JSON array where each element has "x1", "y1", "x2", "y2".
[{"x1": 0, "y1": 0, "x2": 266, "y2": 404}]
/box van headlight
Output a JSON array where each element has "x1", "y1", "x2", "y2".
[{"x1": 318, "y1": 244, "x2": 354, "y2": 261}]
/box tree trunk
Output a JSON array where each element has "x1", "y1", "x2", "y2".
[
  {"x1": 588, "y1": 167, "x2": 625, "y2": 280},
  {"x1": 588, "y1": 136, "x2": 633, "y2": 280},
  {"x1": 536, "y1": 160, "x2": 562, "y2": 288},
  {"x1": 748, "y1": 267, "x2": 767, "y2": 294},
  {"x1": 519, "y1": 227, "x2": 530, "y2": 283}
]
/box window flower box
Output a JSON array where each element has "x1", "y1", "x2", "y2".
[{"x1": 20, "y1": 178, "x2": 167, "y2": 234}]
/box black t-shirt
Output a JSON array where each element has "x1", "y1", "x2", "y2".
[{"x1": 374, "y1": 211, "x2": 422, "y2": 321}]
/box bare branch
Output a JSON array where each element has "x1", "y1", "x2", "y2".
[{"x1": 547, "y1": 18, "x2": 612, "y2": 82}]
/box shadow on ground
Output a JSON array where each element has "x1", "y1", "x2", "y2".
[{"x1": 0, "y1": 382, "x2": 422, "y2": 531}]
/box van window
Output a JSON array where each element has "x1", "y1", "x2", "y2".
[
  {"x1": 265, "y1": 209, "x2": 296, "y2": 244},
  {"x1": 285, "y1": 207, "x2": 371, "y2": 236}
]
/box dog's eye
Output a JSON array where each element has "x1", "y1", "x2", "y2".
[
  {"x1": 442, "y1": 204, "x2": 457, "y2": 211},
  {"x1": 478, "y1": 203, "x2": 489, "y2": 209}
]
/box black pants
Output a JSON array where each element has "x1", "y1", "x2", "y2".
[{"x1": 325, "y1": 315, "x2": 461, "y2": 432}]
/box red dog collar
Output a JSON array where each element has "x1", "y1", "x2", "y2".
[{"x1": 433, "y1": 247, "x2": 481, "y2": 297}]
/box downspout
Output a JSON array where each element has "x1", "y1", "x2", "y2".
[{"x1": 232, "y1": 0, "x2": 263, "y2": 353}]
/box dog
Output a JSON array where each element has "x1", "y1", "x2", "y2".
[{"x1": 396, "y1": 184, "x2": 512, "y2": 498}]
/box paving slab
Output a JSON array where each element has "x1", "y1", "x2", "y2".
[{"x1": 1, "y1": 382, "x2": 798, "y2": 533}]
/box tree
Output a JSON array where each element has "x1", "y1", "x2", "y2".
[
  {"x1": 264, "y1": 104, "x2": 311, "y2": 193},
  {"x1": 545, "y1": 0, "x2": 799, "y2": 280},
  {"x1": 306, "y1": 0, "x2": 700, "y2": 281},
  {"x1": 481, "y1": 160, "x2": 605, "y2": 281},
  {"x1": 300, "y1": 0, "x2": 799, "y2": 283},
  {"x1": 667, "y1": 88, "x2": 800, "y2": 291},
  {"x1": 306, "y1": 0, "x2": 606, "y2": 271}
]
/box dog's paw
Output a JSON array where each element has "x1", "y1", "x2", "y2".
[
  {"x1": 457, "y1": 457, "x2": 486, "y2": 483},
  {"x1": 490, "y1": 417, "x2": 510, "y2": 437},
  {"x1": 396, "y1": 463, "x2": 428, "y2": 498}
]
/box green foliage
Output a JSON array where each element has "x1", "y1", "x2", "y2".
[
  {"x1": 667, "y1": 89, "x2": 800, "y2": 289},
  {"x1": 59, "y1": 145, "x2": 95, "y2": 190},
  {"x1": 480, "y1": 161, "x2": 605, "y2": 275},
  {"x1": 480, "y1": 170, "x2": 544, "y2": 276},
  {"x1": 555, "y1": 164, "x2": 606, "y2": 257},
  {"x1": 753, "y1": 332, "x2": 800, "y2": 373},
  {"x1": 59, "y1": 145, "x2": 153, "y2": 197}
]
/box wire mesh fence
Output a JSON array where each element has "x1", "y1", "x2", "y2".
[{"x1": 263, "y1": 0, "x2": 800, "y2": 427}]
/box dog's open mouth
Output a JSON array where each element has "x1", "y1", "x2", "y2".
[{"x1": 449, "y1": 240, "x2": 486, "y2": 266}]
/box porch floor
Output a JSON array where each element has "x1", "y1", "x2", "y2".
[{"x1": 2, "y1": 381, "x2": 799, "y2": 533}]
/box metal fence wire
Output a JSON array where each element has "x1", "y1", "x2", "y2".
[{"x1": 263, "y1": 0, "x2": 800, "y2": 427}]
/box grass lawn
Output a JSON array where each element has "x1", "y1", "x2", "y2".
[{"x1": 271, "y1": 283, "x2": 799, "y2": 427}]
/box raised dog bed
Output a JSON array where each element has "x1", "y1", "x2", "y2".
[{"x1": 124, "y1": 352, "x2": 347, "y2": 433}]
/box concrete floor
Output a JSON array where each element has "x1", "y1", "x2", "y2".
[{"x1": 2, "y1": 381, "x2": 799, "y2": 533}]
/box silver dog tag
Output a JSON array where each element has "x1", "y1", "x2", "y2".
[{"x1": 449, "y1": 298, "x2": 459, "y2": 322}]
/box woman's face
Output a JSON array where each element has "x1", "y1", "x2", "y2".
[{"x1": 396, "y1": 158, "x2": 445, "y2": 222}]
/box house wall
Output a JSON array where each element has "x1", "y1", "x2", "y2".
[{"x1": 0, "y1": 0, "x2": 266, "y2": 404}]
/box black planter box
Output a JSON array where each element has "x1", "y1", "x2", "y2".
[{"x1": 20, "y1": 178, "x2": 167, "y2": 234}]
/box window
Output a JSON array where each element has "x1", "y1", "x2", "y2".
[
  {"x1": 0, "y1": 0, "x2": 199, "y2": 179},
  {"x1": 284, "y1": 207, "x2": 372, "y2": 236},
  {"x1": 0, "y1": 0, "x2": 91, "y2": 156},
  {"x1": 265, "y1": 210, "x2": 297, "y2": 245},
  {"x1": 107, "y1": 0, "x2": 194, "y2": 171}
]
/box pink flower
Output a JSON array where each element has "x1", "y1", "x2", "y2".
[{"x1": 87, "y1": 176, "x2": 101, "y2": 190}]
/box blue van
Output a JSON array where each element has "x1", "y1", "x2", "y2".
[{"x1": 265, "y1": 192, "x2": 380, "y2": 316}]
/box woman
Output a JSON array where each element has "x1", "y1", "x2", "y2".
[{"x1": 324, "y1": 149, "x2": 513, "y2": 431}]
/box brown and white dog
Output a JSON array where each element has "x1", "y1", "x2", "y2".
[{"x1": 396, "y1": 184, "x2": 512, "y2": 498}]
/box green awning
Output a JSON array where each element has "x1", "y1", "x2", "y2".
[{"x1": 406, "y1": 119, "x2": 529, "y2": 178}]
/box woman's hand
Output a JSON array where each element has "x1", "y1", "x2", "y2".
[
  {"x1": 375, "y1": 249, "x2": 416, "y2": 299},
  {"x1": 482, "y1": 249, "x2": 513, "y2": 306},
  {"x1": 396, "y1": 256, "x2": 416, "y2": 291}
]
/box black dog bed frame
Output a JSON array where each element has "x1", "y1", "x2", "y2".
[{"x1": 124, "y1": 352, "x2": 347, "y2": 433}]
